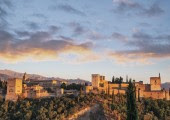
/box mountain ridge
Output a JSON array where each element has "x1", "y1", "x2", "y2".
[{"x1": 0, "y1": 69, "x2": 90, "y2": 84}]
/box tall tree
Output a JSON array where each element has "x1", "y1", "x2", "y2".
[
  {"x1": 126, "y1": 75, "x2": 129, "y2": 83},
  {"x1": 115, "y1": 78, "x2": 120, "y2": 83},
  {"x1": 119, "y1": 76, "x2": 123, "y2": 84},
  {"x1": 112, "y1": 76, "x2": 115, "y2": 83},
  {"x1": 126, "y1": 80, "x2": 138, "y2": 120},
  {"x1": 60, "y1": 83, "x2": 66, "y2": 89}
]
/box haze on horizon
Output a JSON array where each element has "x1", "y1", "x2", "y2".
[{"x1": 0, "y1": 0, "x2": 170, "y2": 83}]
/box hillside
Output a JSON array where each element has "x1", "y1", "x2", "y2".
[
  {"x1": 0, "y1": 69, "x2": 47, "y2": 81},
  {"x1": 67, "y1": 78, "x2": 91, "y2": 85},
  {"x1": 161, "y1": 82, "x2": 170, "y2": 90}
]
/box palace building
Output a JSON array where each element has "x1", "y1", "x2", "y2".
[
  {"x1": 85, "y1": 74, "x2": 170, "y2": 100},
  {"x1": 5, "y1": 73, "x2": 65, "y2": 101},
  {"x1": 5, "y1": 78, "x2": 50, "y2": 101}
]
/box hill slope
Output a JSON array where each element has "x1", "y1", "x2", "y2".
[{"x1": 0, "y1": 69, "x2": 47, "y2": 80}]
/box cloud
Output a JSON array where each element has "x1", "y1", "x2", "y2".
[
  {"x1": 0, "y1": 30, "x2": 96, "y2": 63},
  {"x1": 141, "y1": 3, "x2": 164, "y2": 17},
  {"x1": 87, "y1": 31, "x2": 107, "y2": 40},
  {"x1": 49, "y1": 25, "x2": 61, "y2": 34},
  {"x1": 112, "y1": 0, "x2": 164, "y2": 17},
  {"x1": 0, "y1": 0, "x2": 12, "y2": 29},
  {"x1": 112, "y1": 32, "x2": 128, "y2": 42},
  {"x1": 112, "y1": 0, "x2": 142, "y2": 13},
  {"x1": 15, "y1": 31, "x2": 31, "y2": 37},
  {"x1": 69, "y1": 22, "x2": 87, "y2": 36},
  {"x1": 108, "y1": 51, "x2": 153, "y2": 64},
  {"x1": 58, "y1": 35, "x2": 74, "y2": 42},
  {"x1": 0, "y1": 0, "x2": 12, "y2": 8},
  {"x1": 56, "y1": 4, "x2": 86, "y2": 16},
  {"x1": 26, "y1": 22, "x2": 40, "y2": 30},
  {"x1": 68, "y1": 22, "x2": 107, "y2": 40},
  {"x1": 108, "y1": 31, "x2": 170, "y2": 63},
  {"x1": 60, "y1": 52, "x2": 102, "y2": 64}
]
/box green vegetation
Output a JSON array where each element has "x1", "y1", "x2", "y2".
[
  {"x1": 139, "y1": 98, "x2": 170, "y2": 120},
  {"x1": 98, "y1": 93, "x2": 170, "y2": 120},
  {"x1": 0, "y1": 80, "x2": 169, "y2": 120},
  {"x1": 0, "y1": 80, "x2": 7, "y2": 94},
  {"x1": 126, "y1": 80, "x2": 138, "y2": 120},
  {"x1": 45, "y1": 88, "x2": 54, "y2": 93},
  {"x1": 112, "y1": 76, "x2": 123, "y2": 84},
  {"x1": 60, "y1": 83, "x2": 84, "y2": 91},
  {"x1": 98, "y1": 94, "x2": 127, "y2": 119},
  {"x1": 0, "y1": 94, "x2": 96, "y2": 120}
]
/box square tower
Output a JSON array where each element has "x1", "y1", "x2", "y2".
[
  {"x1": 6, "y1": 78, "x2": 23, "y2": 101},
  {"x1": 92, "y1": 74, "x2": 100, "y2": 88},
  {"x1": 150, "y1": 74, "x2": 161, "y2": 91}
]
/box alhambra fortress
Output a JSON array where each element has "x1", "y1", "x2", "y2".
[
  {"x1": 85, "y1": 74, "x2": 170, "y2": 100},
  {"x1": 4, "y1": 73, "x2": 170, "y2": 101}
]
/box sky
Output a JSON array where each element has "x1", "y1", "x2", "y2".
[{"x1": 0, "y1": 0, "x2": 170, "y2": 83}]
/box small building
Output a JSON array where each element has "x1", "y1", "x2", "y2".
[
  {"x1": 64, "y1": 90, "x2": 79, "y2": 96},
  {"x1": 23, "y1": 84, "x2": 49, "y2": 99},
  {"x1": 56, "y1": 88, "x2": 64, "y2": 97},
  {"x1": 30, "y1": 80, "x2": 65, "y2": 91}
]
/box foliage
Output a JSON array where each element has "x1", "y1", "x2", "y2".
[
  {"x1": 98, "y1": 92, "x2": 170, "y2": 120},
  {"x1": 45, "y1": 88, "x2": 54, "y2": 93},
  {"x1": 61, "y1": 83, "x2": 84, "y2": 91},
  {"x1": 60, "y1": 83, "x2": 66, "y2": 89},
  {"x1": 140, "y1": 98, "x2": 170, "y2": 119},
  {"x1": 0, "y1": 80, "x2": 7, "y2": 94},
  {"x1": 112, "y1": 76, "x2": 123, "y2": 84},
  {"x1": 126, "y1": 80, "x2": 138, "y2": 120},
  {"x1": 0, "y1": 94, "x2": 95, "y2": 120}
]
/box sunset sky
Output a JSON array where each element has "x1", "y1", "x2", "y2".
[{"x1": 0, "y1": 0, "x2": 170, "y2": 83}]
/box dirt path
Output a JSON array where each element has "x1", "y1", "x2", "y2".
[{"x1": 76, "y1": 104, "x2": 107, "y2": 120}]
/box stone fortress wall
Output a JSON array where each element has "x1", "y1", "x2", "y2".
[{"x1": 86, "y1": 74, "x2": 170, "y2": 100}]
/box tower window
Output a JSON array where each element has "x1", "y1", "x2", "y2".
[
  {"x1": 9, "y1": 89, "x2": 13, "y2": 92},
  {"x1": 99, "y1": 83, "x2": 104, "y2": 87}
]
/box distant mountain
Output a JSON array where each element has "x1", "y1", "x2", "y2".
[
  {"x1": 0, "y1": 69, "x2": 47, "y2": 81},
  {"x1": 0, "y1": 73, "x2": 11, "y2": 81},
  {"x1": 0, "y1": 69, "x2": 90, "y2": 85},
  {"x1": 67, "y1": 78, "x2": 91, "y2": 85},
  {"x1": 162, "y1": 82, "x2": 170, "y2": 90}
]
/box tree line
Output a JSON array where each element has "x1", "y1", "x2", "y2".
[
  {"x1": 0, "y1": 94, "x2": 96, "y2": 120},
  {"x1": 60, "y1": 83, "x2": 84, "y2": 91},
  {"x1": 0, "y1": 80, "x2": 7, "y2": 94}
]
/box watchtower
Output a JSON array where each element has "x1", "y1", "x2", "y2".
[
  {"x1": 150, "y1": 73, "x2": 161, "y2": 91},
  {"x1": 92, "y1": 74, "x2": 100, "y2": 88},
  {"x1": 5, "y1": 78, "x2": 23, "y2": 101}
]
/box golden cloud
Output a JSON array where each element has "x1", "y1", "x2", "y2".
[
  {"x1": 108, "y1": 51, "x2": 158, "y2": 64},
  {"x1": 0, "y1": 43, "x2": 94, "y2": 63}
]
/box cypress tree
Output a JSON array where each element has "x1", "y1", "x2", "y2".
[
  {"x1": 112, "y1": 76, "x2": 115, "y2": 83},
  {"x1": 126, "y1": 80, "x2": 138, "y2": 120}
]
